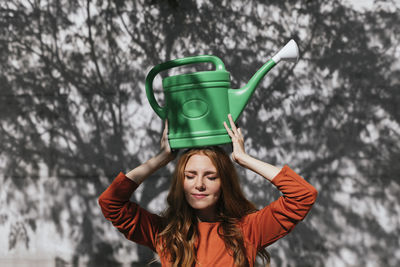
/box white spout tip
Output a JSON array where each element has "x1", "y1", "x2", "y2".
[{"x1": 272, "y1": 39, "x2": 299, "y2": 64}]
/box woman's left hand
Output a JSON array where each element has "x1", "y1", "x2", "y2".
[{"x1": 223, "y1": 114, "x2": 247, "y2": 164}]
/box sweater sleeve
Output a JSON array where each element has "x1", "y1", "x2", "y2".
[
  {"x1": 98, "y1": 172, "x2": 162, "y2": 251},
  {"x1": 242, "y1": 165, "x2": 318, "y2": 250}
]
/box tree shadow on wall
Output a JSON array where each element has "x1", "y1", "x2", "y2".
[{"x1": 1, "y1": 0, "x2": 399, "y2": 266}]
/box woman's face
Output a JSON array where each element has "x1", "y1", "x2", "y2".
[{"x1": 183, "y1": 154, "x2": 222, "y2": 219}]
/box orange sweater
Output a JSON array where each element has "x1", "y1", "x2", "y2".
[{"x1": 98, "y1": 165, "x2": 317, "y2": 266}]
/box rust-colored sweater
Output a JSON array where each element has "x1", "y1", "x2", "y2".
[{"x1": 98, "y1": 165, "x2": 317, "y2": 266}]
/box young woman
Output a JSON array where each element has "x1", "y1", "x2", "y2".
[{"x1": 98, "y1": 115, "x2": 318, "y2": 266}]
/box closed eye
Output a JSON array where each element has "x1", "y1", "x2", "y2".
[{"x1": 207, "y1": 176, "x2": 218, "y2": 181}]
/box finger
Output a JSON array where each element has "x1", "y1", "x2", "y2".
[
  {"x1": 224, "y1": 122, "x2": 235, "y2": 138},
  {"x1": 228, "y1": 114, "x2": 239, "y2": 135},
  {"x1": 238, "y1": 128, "x2": 243, "y2": 137},
  {"x1": 163, "y1": 120, "x2": 169, "y2": 135},
  {"x1": 223, "y1": 121, "x2": 234, "y2": 137}
]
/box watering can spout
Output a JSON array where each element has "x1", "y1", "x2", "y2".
[
  {"x1": 228, "y1": 39, "x2": 299, "y2": 121},
  {"x1": 272, "y1": 39, "x2": 299, "y2": 63}
]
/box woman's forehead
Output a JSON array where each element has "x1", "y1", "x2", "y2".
[{"x1": 184, "y1": 154, "x2": 217, "y2": 172}]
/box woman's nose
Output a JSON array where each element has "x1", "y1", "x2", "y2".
[{"x1": 194, "y1": 178, "x2": 205, "y2": 191}]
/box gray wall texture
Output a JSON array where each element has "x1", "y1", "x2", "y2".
[{"x1": 1, "y1": 0, "x2": 399, "y2": 266}]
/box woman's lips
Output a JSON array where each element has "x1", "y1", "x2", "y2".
[{"x1": 192, "y1": 194, "x2": 208, "y2": 199}]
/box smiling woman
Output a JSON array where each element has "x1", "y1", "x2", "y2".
[
  {"x1": 183, "y1": 154, "x2": 222, "y2": 221},
  {"x1": 98, "y1": 115, "x2": 318, "y2": 267}
]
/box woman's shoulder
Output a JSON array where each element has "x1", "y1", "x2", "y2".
[{"x1": 239, "y1": 208, "x2": 264, "y2": 226}]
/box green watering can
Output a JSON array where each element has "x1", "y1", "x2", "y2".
[{"x1": 145, "y1": 39, "x2": 299, "y2": 149}]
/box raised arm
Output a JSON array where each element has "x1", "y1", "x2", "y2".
[
  {"x1": 98, "y1": 121, "x2": 176, "y2": 250},
  {"x1": 223, "y1": 114, "x2": 281, "y2": 181},
  {"x1": 244, "y1": 165, "x2": 317, "y2": 249},
  {"x1": 126, "y1": 120, "x2": 176, "y2": 184},
  {"x1": 223, "y1": 114, "x2": 318, "y2": 249}
]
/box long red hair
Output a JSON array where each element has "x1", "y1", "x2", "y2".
[{"x1": 157, "y1": 146, "x2": 270, "y2": 266}]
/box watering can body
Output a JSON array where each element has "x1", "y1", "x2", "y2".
[
  {"x1": 145, "y1": 40, "x2": 299, "y2": 149},
  {"x1": 164, "y1": 69, "x2": 233, "y2": 148}
]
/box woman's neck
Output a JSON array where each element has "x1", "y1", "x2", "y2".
[{"x1": 196, "y1": 208, "x2": 218, "y2": 222}]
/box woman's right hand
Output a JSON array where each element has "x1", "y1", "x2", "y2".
[
  {"x1": 158, "y1": 120, "x2": 176, "y2": 164},
  {"x1": 125, "y1": 120, "x2": 176, "y2": 184}
]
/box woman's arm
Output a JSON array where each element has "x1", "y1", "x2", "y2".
[
  {"x1": 233, "y1": 154, "x2": 281, "y2": 182},
  {"x1": 243, "y1": 165, "x2": 317, "y2": 249},
  {"x1": 223, "y1": 114, "x2": 281, "y2": 181},
  {"x1": 223, "y1": 114, "x2": 318, "y2": 249},
  {"x1": 126, "y1": 120, "x2": 176, "y2": 184},
  {"x1": 98, "y1": 121, "x2": 176, "y2": 250}
]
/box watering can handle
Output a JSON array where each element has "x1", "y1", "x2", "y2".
[{"x1": 145, "y1": 55, "x2": 226, "y2": 119}]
